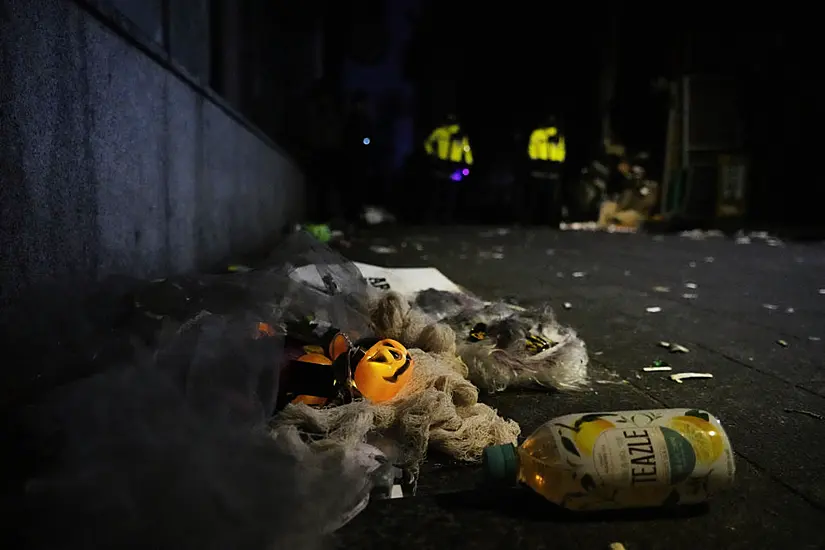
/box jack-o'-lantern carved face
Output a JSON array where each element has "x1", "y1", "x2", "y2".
[{"x1": 352, "y1": 339, "x2": 414, "y2": 403}]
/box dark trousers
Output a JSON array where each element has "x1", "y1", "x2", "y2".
[{"x1": 522, "y1": 164, "x2": 563, "y2": 225}]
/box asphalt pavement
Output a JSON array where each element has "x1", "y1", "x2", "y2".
[{"x1": 336, "y1": 225, "x2": 825, "y2": 550}]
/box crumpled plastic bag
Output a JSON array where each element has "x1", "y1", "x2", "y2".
[{"x1": 414, "y1": 290, "x2": 589, "y2": 392}]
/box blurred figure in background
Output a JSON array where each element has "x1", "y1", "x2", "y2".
[
  {"x1": 597, "y1": 151, "x2": 659, "y2": 229},
  {"x1": 521, "y1": 114, "x2": 566, "y2": 225},
  {"x1": 423, "y1": 114, "x2": 473, "y2": 223}
]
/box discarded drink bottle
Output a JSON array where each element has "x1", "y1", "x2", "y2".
[{"x1": 483, "y1": 408, "x2": 735, "y2": 511}]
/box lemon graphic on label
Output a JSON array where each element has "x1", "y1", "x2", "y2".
[
  {"x1": 556, "y1": 414, "x2": 616, "y2": 457},
  {"x1": 667, "y1": 414, "x2": 725, "y2": 465}
]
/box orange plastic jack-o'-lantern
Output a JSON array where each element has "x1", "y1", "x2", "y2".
[
  {"x1": 351, "y1": 338, "x2": 414, "y2": 403},
  {"x1": 291, "y1": 353, "x2": 333, "y2": 406}
]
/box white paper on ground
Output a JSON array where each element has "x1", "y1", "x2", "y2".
[{"x1": 290, "y1": 262, "x2": 463, "y2": 297}]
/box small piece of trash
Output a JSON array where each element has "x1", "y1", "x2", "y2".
[
  {"x1": 670, "y1": 372, "x2": 714, "y2": 383},
  {"x1": 784, "y1": 408, "x2": 824, "y2": 421},
  {"x1": 819, "y1": 289, "x2": 825, "y2": 295},
  {"x1": 777, "y1": 339, "x2": 788, "y2": 347},
  {"x1": 644, "y1": 365, "x2": 673, "y2": 372},
  {"x1": 689, "y1": 261, "x2": 697, "y2": 268},
  {"x1": 809, "y1": 336, "x2": 821, "y2": 342},
  {"x1": 682, "y1": 293, "x2": 698, "y2": 299},
  {"x1": 477, "y1": 251, "x2": 504, "y2": 260},
  {"x1": 685, "y1": 282, "x2": 698, "y2": 289},
  {"x1": 659, "y1": 341, "x2": 689, "y2": 353},
  {"x1": 704, "y1": 256, "x2": 715, "y2": 263},
  {"x1": 624, "y1": 270, "x2": 631, "y2": 276},
  {"x1": 389, "y1": 485, "x2": 405, "y2": 499},
  {"x1": 413, "y1": 243, "x2": 424, "y2": 251},
  {"x1": 763, "y1": 303, "x2": 779, "y2": 310},
  {"x1": 572, "y1": 271, "x2": 586, "y2": 278},
  {"x1": 370, "y1": 245, "x2": 397, "y2": 254},
  {"x1": 735, "y1": 236, "x2": 752, "y2": 244},
  {"x1": 563, "y1": 302, "x2": 572, "y2": 310},
  {"x1": 593, "y1": 351, "x2": 604, "y2": 356},
  {"x1": 556, "y1": 272, "x2": 565, "y2": 278},
  {"x1": 653, "y1": 286, "x2": 671, "y2": 293},
  {"x1": 646, "y1": 306, "x2": 662, "y2": 313},
  {"x1": 786, "y1": 307, "x2": 795, "y2": 313}
]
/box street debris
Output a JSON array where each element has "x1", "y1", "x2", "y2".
[
  {"x1": 478, "y1": 250, "x2": 505, "y2": 260},
  {"x1": 646, "y1": 306, "x2": 662, "y2": 313},
  {"x1": 784, "y1": 408, "x2": 824, "y2": 421},
  {"x1": 609, "y1": 544, "x2": 627, "y2": 550},
  {"x1": 786, "y1": 307, "x2": 795, "y2": 313},
  {"x1": 809, "y1": 336, "x2": 821, "y2": 342},
  {"x1": 685, "y1": 282, "x2": 698, "y2": 289},
  {"x1": 689, "y1": 261, "x2": 697, "y2": 268},
  {"x1": 670, "y1": 372, "x2": 714, "y2": 383},
  {"x1": 653, "y1": 286, "x2": 670, "y2": 293},
  {"x1": 556, "y1": 272, "x2": 565, "y2": 278},
  {"x1": 563, "y1": 302, "x2": 572, "y2": 310},
  {"x1": 680, "y1": 229, "x2": 725, "y2": 240},
  {"x1": 624, "y1": 270, "x2": 631, "y2": 276},
  {"x1": 659, "y1": 341, "x2": 689, "y2": 353},
  {"x1": 819, "y1": 288, "x2": 825, "y2": 295},
  {"x1": 644, "y1": 365, "x2": 673, "y2": 372},
  {"x1": 777, "y1": 339, "x2": 788, "y2": 348},
  {"x1": 704, "y1": 256, "x2": 715, "y2": 263},
  {"x1": 363, "y1": 205, "x2": 395, "y2": 225},
  {"x1": 480, "y1": 228, "x2": 510, "y2": 237},
  {"x1": 572, "y1": 271, "x2": 586, "y2": 278},
  {"x1": 763, "y1": 304, "x2": 779, "y2": 311},
  {"x1": 682, "y1": 293, "x2": 698, "y2": 299},
  {"x1": 370, "y1": 245, "x2": 397, "y2": 254}
]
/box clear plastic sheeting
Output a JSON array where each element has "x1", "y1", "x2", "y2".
[{"x1": 20, "y1": 358, "x2": 375, "y2": 550}]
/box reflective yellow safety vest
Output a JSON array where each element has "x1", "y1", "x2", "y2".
[
  {"x1": 528, "y1": 127, "x2": 566, "y2": 162},
  {"x1": 424, "y1": 124, "x2": 474, "y2": 165}
]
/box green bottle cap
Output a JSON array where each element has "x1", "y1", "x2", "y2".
[{"x1": 482, "y1": 443, "x2": 519, "y2": 486}]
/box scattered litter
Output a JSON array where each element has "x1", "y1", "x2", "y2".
[
  {"x1": 330, "y1": 229, "x2": 344, "y2": 239},
  {"x1": 659, "y1": 341, "x2": 689, "y2": 353},
  {"x1": 682, "y1": 293, "x2": 698, "y2": 299},
  {"x1": 689, "y1": 262, "x2": 697, "y2": 268},
  {"x1": 809, "y1": 336, "x2": 821, "y2": 342},
  {"x1": 227, "y1": 264, "x2": 253, "y2": 273},
  {"x1": 363, "y1": 205, "x2": 395, "y2": 225},
  {"x1": 763, "y1": 304, "x2": 779, "y2": 311},
  {"x1": 653, "y1": 286, "x2": 671, "y2": 293},
  {"x1": 413, "y1": 243, "x2": 424, "y2": 252},
  {"x1": 593, "y1": 351, "x2": 604, "y2": 356},
  {"x1": 704, "y1": 256, "x2": 715, "y2": 263},
  {"x1": 777, "y1": 339, "x2": 788, "y2": 348},
  {"x1": 784, "y1": 408, "x2": 824, "y2": 421},
  {"x1": 478, "y1": 250, "x2": 505, "y2": 260},
  {"x1": 646, "y1": 306, "x2": 662, "y2": 313},
  {"x1": 819, "y1": 289, "x2": 825, "y2": 295},
  {"x1": 370, "y1": 245, "x2": 397, "y2": 254},
  {"x1": 685, "y1": 282, "x2": 698, "y2": 289},
  {"x1": 670, "y1": 372, "x2": 714, "y2": 383},
  {"x1": 556, "y1": 272, "x2": 565, "y2": 278},
  {"x1": 389, "y1": 485, "x2": 405, "y2": 499},
  {"x1": 680, "y1": 229, "x2": 724, "y2": 240},
  {"x1": 644, "y1": 365, "x2": 673, "y2": 372},
  {"x1": 572, "y1": 271, "x2": 586, "y2": 278},
  {"x1": 563, "y1": 302, "x2": 572, "y2": 310},
  {"x1": 735, "y1": 235, "x2": 751, "y2": 245},
  {"x1": 480, "y1": 228, "x2": 510, "y2": 237},
  {"x1": 786, "y1": 307, "x2": 795, "y2": 313}
]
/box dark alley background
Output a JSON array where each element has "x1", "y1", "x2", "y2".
[{"x1": 4, "y1": 0, "x2": 825, "y2": 304}]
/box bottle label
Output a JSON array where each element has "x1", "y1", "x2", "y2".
[{"x1": 541, "y1": 408, "x2": 735, "y2": 510}]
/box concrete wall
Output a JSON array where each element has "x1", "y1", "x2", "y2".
[{"x1": 0, "y1": 0, "x2": 305, "y2": 302}]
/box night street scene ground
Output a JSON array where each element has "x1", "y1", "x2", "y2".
[{"x1": 2, "y1": 2, "x2": 825, "y2": 550}]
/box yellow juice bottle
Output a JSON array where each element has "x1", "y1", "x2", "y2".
[{"x1": 482, "y1": 408, "x2": 735, "y2": 511}]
